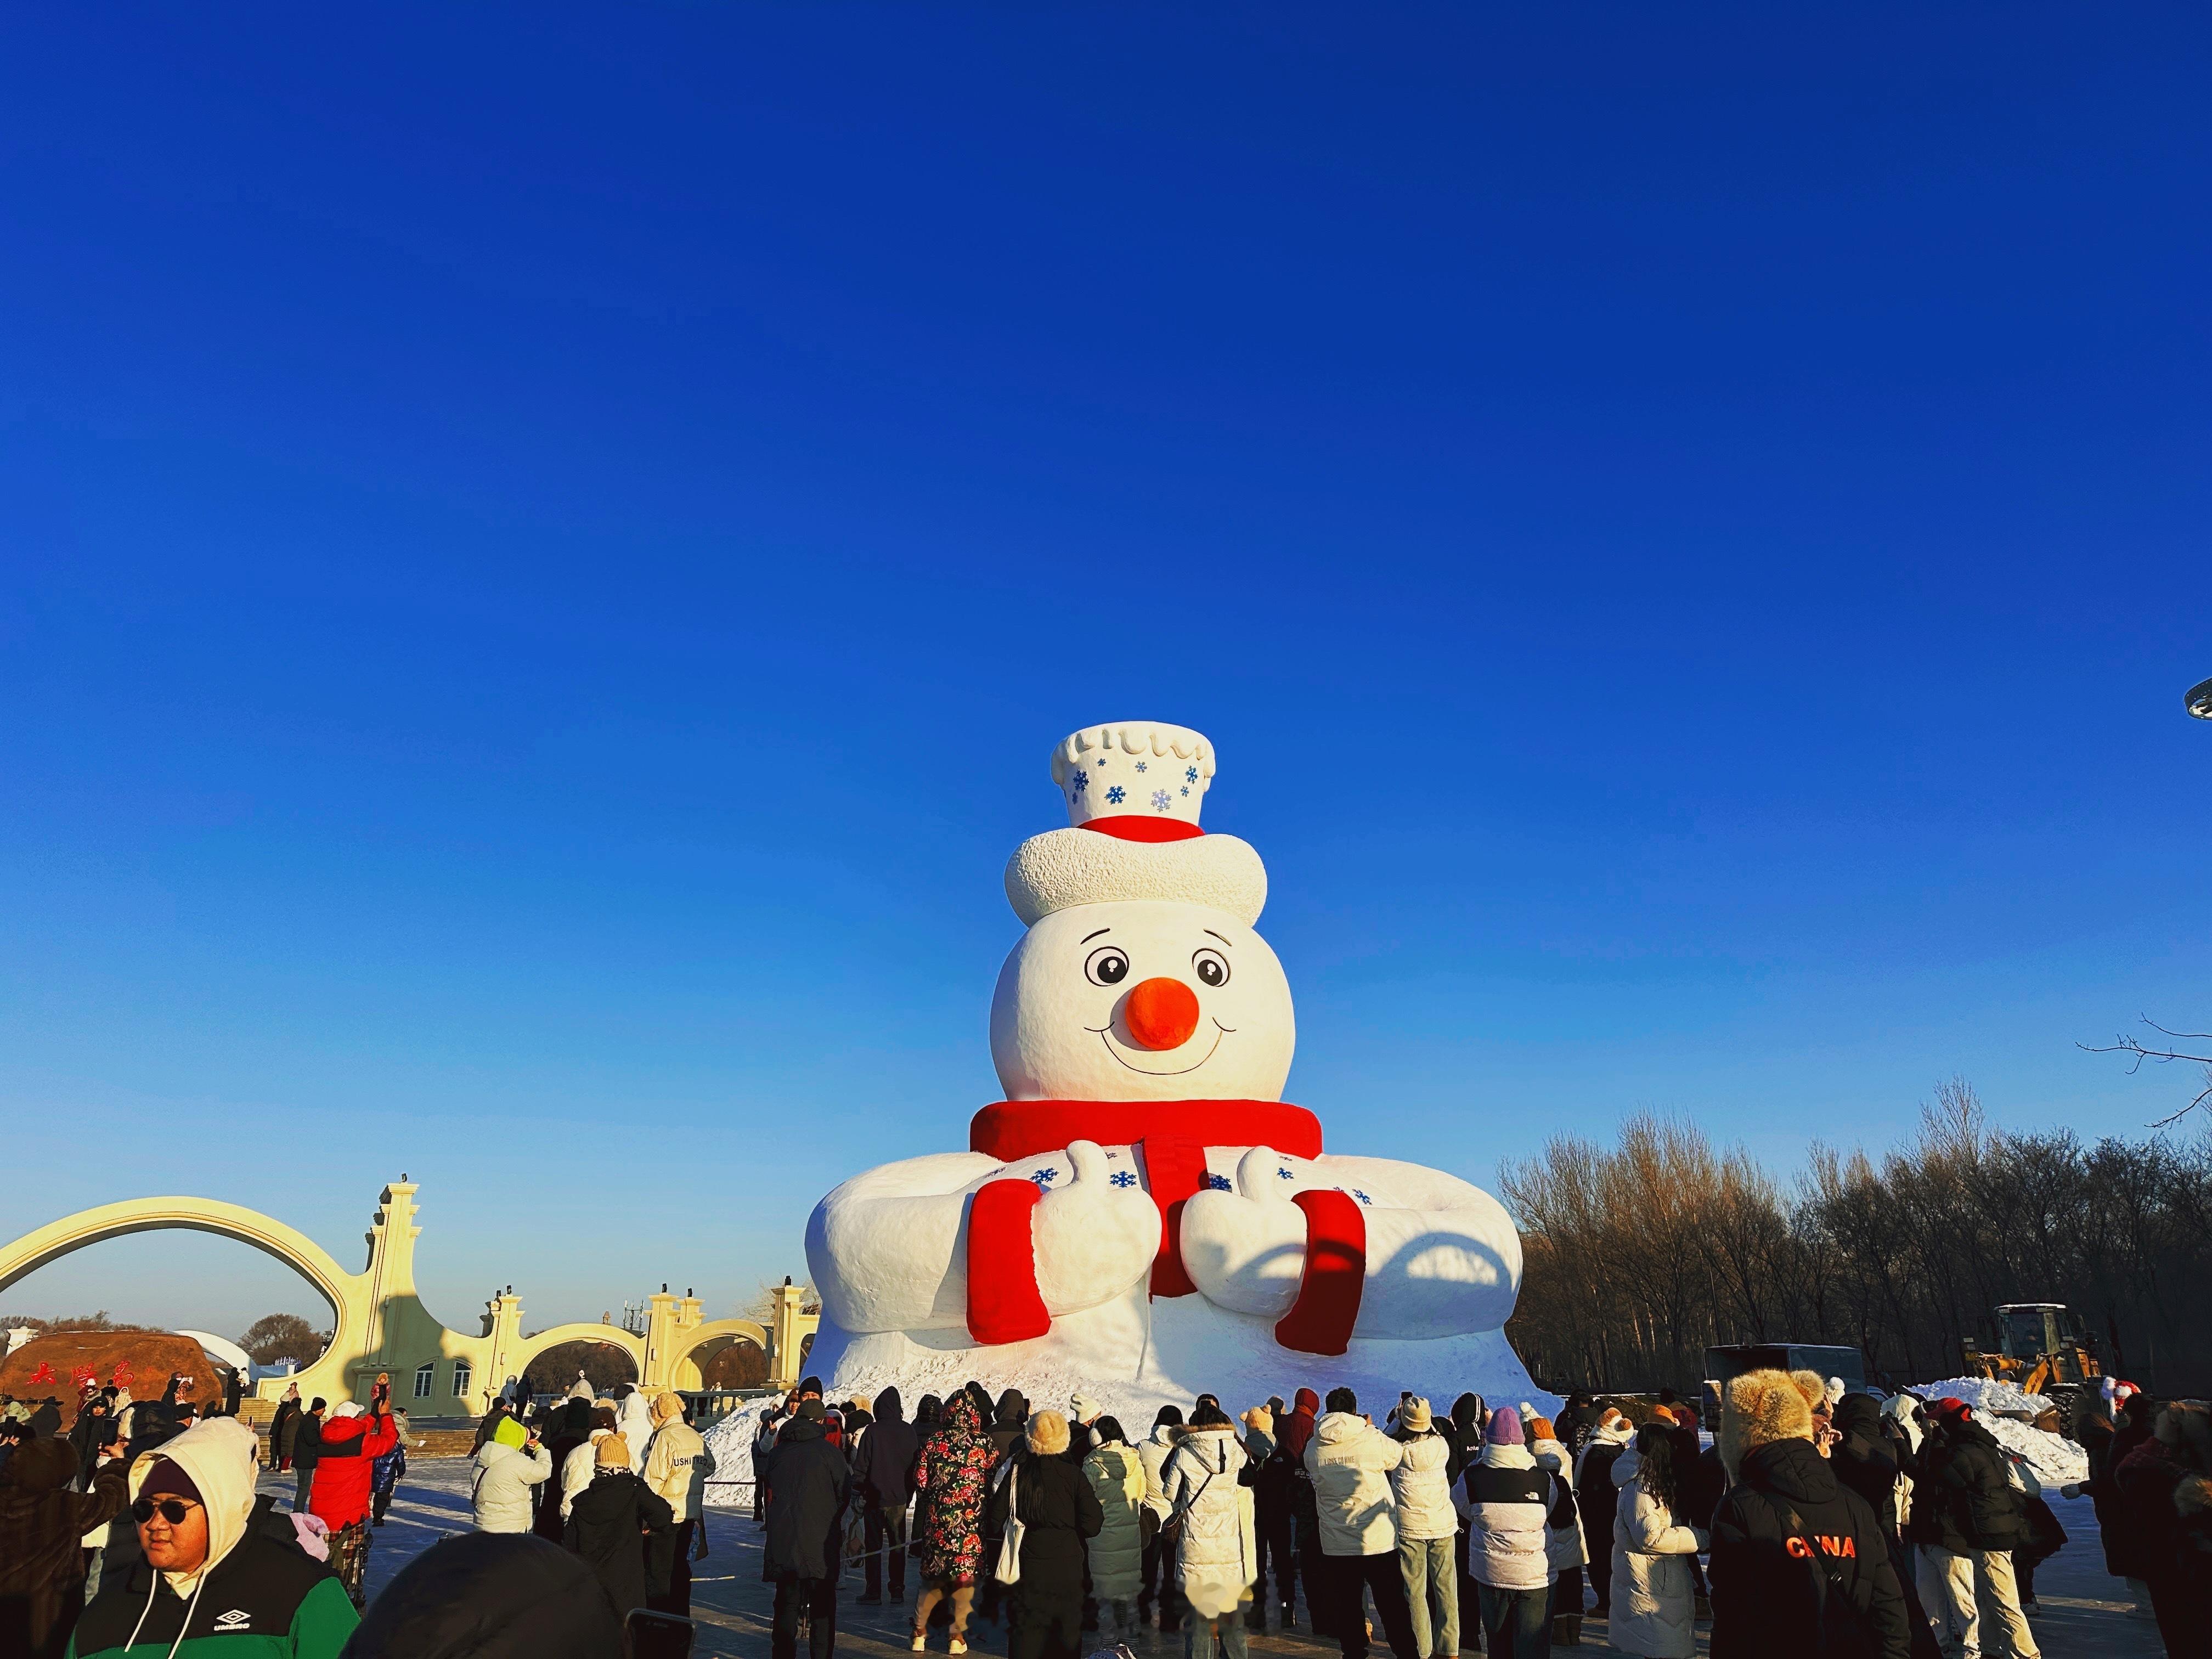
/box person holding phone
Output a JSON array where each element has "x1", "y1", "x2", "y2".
[{"x1": 308, "y1": 1379, "x2": 399, "y2": 1607}]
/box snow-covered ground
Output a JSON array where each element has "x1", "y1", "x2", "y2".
[{"x1": 270, "y1": 1455, "x2": 2162, "y2": 1657}]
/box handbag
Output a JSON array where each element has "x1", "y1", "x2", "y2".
[{"x1": 996, "y1": 1460, "x2": 1025, "y2": 1585}]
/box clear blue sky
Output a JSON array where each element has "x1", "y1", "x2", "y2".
[{"x1": 4, "y1": 4, "x2": 2208, "y2": 1339}]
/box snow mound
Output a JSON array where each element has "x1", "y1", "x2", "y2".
[
  {"x1": 1910, "y1": 1377, "x2": 2089, "y2": 1489},
  {"x1": 1980, "y1": 1412, "x2": 2088, "y2": 1489},
  {"x1": 1915, "y1": 1375, "x2": 2044, "y2": 1419}
]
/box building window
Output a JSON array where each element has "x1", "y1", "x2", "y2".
[
  {"x1": 413, "y1": 1362, "x2": 435, "y2": 1400},
  {"x1": 452, "y1": 1359, "x2": 472, "y2": 1398}
]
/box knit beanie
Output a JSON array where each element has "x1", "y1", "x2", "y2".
[
  {"x1": 1527, "y1": 1416, "x2": 1556, "y2": 1442},
  {"x1": 596, "y1": 1433, "x2": 630, "y2": 1468},
  {"x1": 1486, "y1": 1406, "x2": 1525, "y2": 1446}
]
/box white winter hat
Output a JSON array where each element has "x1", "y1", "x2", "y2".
[{"x1": 1070, "y1": 1393, "x2": 1101, "y2": 1423}]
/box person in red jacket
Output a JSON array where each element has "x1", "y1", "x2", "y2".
[{"x1": 308, "y1": 1379, "x2": 400, "y2": 1608}]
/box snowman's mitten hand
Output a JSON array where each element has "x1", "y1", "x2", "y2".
[
  {"x1": 1178, "y1": 1149, "x2": 1308, "y2": 1318},
  {"x1": 1031, "y1": 1140, "x2": 1161, "y2": 1316}
]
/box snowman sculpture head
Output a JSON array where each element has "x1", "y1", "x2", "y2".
[{"x1": 990, "y1": 721, "x2": 1294, "y2": 1103}]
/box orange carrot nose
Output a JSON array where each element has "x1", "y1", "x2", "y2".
[{"x1": 1123, "y1": 977, "x2": 1201, "y2": 1050}]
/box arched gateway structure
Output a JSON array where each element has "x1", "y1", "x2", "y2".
[{"x1": 0, "y1": 1181, "x2": 814, "y2": 1413}]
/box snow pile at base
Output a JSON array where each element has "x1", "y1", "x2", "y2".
[
  {"x1": 1908, "y1": 1378, "x2": 2089, "y2": 1489},
  {"x1": 1914, "y1": 1376, "x2": 2045, "y2": 1419}
]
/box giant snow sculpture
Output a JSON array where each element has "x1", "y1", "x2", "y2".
[{"x1": 803, "y1": 721, "x2": 1542, "y2": 1418}]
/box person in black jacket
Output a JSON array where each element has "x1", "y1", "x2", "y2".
[
  {"x1": 292, "y1": 1401, "x2": 326, "y2": 1514},
  {"x1": 760, "y1": 1400, "x2": 851, "y2": 1659},
  {"x1": 1829, "y1": 1395, "x2": 1941, "y2": 1659},
  {"x1": 1249, "y1": 1409, "x2": 1300, "y2": 1631},
  {"x1": 1830, "y1": 1396, "x2": 1899, "y2": 1537},
  {"x1": 1909, "y1": 1398, "x2": 2039, "y2": 1659},
  {"x1": 1572, "y1": 1407, "x2": 1633, "y2": 1615},
  {"x1": 1708, "y1": 1369, "x2": 1910, "y2": 1659},
  {"x1": 855, "y1": 1386, "x2": 920, "y2": 1606},
  {"x1": 986, "y1": 1410, "x2": 1103, "y2": 1659},
  {"x1": 340, "y1": 1531, "x2": 624, "y2": 1658},
  {"x1": 564, "y1": 1432, "x2": 675, "y2": 1624},
  {"x1": 534, "y1": 1398, "x2": 594, "y2": 1543},
  {"x1": 269, "y1": 1389, "x2": 301, "y2": 1471}
]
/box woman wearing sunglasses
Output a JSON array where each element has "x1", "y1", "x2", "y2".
[{"x1": 69, "y1": 1415, "x2": 358, "y2": 1659}]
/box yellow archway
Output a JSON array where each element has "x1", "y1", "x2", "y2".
[
  {"x1": 0, "y1": 1181, "x2": 818, "y2": 1413},
  {"x1": 664, "y1": 1318, "x2": 771, "y2": 1390},
  {"x1": 0, "y1": 1196, "x2": 366, "y2": 1407},
  {"x1": 509, "y1": 1323, "x2": 646, "y2": 1388}
]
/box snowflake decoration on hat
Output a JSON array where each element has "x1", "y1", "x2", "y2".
[
  {"x1": 1070, "y1": 769, "x2": 1088, "y2": 795},
  {"x1": 1204, "y1": 1172, "x2": 1233, "y2": 1191},
  {"x1": 1186, "y1": 765, "x2": 1199, "y2": 784},
  {"x1": 1135, "y1": 761, "x2": 1148, "y2": 772},
  {"x1": 1109, "y1": 1171, "x2": 1137, "y2": 1188},
  {"x1": 1030, "y1": 1168, "x2": 1058, "y2": 1187},
  {"x1": 1105, "y1": 786, "x2": 1125, "y2": 805},
  {"x1": 1277, "y1": 1166, "x2": 1296, "y2": 1180},
  {"x1": 1151, "y1": 790, "x2": 1172, "y2": 811}
]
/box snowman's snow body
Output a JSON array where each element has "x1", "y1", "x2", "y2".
[{"x1": 802, "y1": 722, "x2": 1544, "y2": 1424}]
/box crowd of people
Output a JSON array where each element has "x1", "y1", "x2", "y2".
[
  {"x1": 744, "y1": 1369, "x2": 2212, "y2": 1659},
  {"x1": 0, "y1": 1366, "x2": 717, "y2": 1658},
  {"x1": 2, "y1": 1362, "x2": 2208, "y2": 1659}
]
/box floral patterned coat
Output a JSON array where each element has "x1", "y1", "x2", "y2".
[{"x1": 913, "y1": 1392, "x2": 996, "y2": 1584}]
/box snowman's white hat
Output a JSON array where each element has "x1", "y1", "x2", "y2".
[
  {"x1": 1050, "y1": 721, "x2": 1214, "y2": 833},
  {"x1": 1006, "y1": 721, "x2": 1267, "y2": 926}
]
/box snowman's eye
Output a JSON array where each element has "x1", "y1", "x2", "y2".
[
  {"x1": 1192, "y1": 948, "x2": 1230, "y2": 987},
  {"x1": 1085, "y1": 946, "x2": 1131, "y2": 986}
]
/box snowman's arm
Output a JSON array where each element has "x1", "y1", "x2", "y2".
[
  {"x1": 1181, "y1": 1150, "x2": 1523, "y2": 1353},
  {"x1": 1315, "y1": 1154, "x2": 1523, "y2": 1341},
  {"x1": 805, "y1": 1153, "x2": 1000, "y2": 1335}
]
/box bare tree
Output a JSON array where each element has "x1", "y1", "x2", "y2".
[
  {"x1": 2081, "y1": 1018, "x2": 2212, "y2": 1125},
  {"x1": 1500, "y1": 1081, "x2": 2212, "y2": 1395},
  {"x1": 240, "y1": 1313, "x2": 330, "y2": 1367},
  {"x1": 738, "y1": 1280, "x2": 819, "y2": 1322}
]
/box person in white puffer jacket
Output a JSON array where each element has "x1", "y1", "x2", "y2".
[
  {"x1": 1163, "y1": 1405, "x2": 1259, "y2": 1659},
  {"x1": 613, "y1": 1383, "x2": 654, "y2": 1475},
  {"x1": 471, "y1": 1415, "x2": 554, "y2": 1533},
  {"x1": 560, "y1": 1404, "x2": 619, "y2": 1521},
  {"x1": 1388, "y1": 1398, "x2": 1459, "y2": 1659},
  {"x1": 1608, "y1": 1425, "x2": 1706, "y2": 1659},
  {"x1": 1304, "y1": 1387, "x2": 1419, "y2": 1659},
  {"x1": 1458, "y1": 1406, "x2": 1552, "y2": 1655}
]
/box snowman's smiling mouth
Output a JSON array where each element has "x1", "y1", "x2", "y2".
[{"x1": 1084, "y1": 1019, "x2": 1234, "y2": 1075}]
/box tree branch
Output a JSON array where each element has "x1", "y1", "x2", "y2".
[{"x1": 2080, "y1": 1015, "x2": 2212, "y2": 1125}]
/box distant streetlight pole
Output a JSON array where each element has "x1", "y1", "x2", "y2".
[{"x1": 2190, "y1": 677, "x2": 2212, "y2": 720}]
